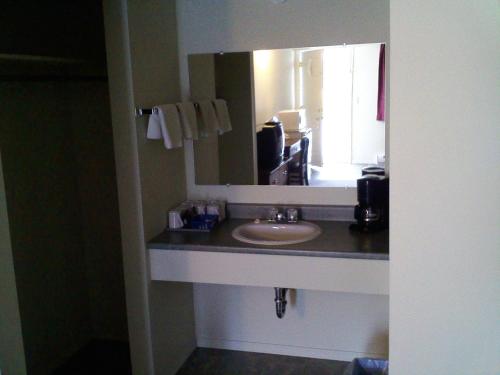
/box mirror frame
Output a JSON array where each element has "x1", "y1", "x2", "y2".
[{"x1": 180, "y1": 46, "x2": 388, "y2": 206}]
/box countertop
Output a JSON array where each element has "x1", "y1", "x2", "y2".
[{"x1": 148, "y1": 219, "x2": 389, "y2": 260}]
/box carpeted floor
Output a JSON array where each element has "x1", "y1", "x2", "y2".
[
  {"x1": 51, "y1": 343, "x2": 350, "y2": 374},
  {"x1": 176, "y1": 348, "x2": 349, "y2": 375}
]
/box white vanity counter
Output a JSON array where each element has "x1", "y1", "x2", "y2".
[{"x1": 148, "y1": 219, "x2": 389, "y2": 295}]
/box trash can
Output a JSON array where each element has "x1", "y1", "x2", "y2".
[{"x1": 343, "y1": 358, "x2": 389, "y2": 375}]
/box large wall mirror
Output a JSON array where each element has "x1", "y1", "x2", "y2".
[{"x1": 189, "y1": 43, "x2": 386, "y2": 188}]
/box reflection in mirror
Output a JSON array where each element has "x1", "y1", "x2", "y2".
[
  {"x1": 189, "y1": 52, "x2": 256, "y2": 185},
  {"x1": 190, "y1": 43, "x2": 386, "y2": 187}
]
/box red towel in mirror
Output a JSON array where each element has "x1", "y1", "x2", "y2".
[{"x1": 377, "y1": 44, "x2": 386, "y2": 121}]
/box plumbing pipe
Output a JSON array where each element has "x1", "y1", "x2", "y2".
[{"x1": 274, "y1": 287, "x2": 288, "y2": 319}]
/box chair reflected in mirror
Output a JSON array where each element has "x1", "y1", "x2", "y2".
[{"x1": 288, "y1": 137, "x2": 309, "y2": 186}]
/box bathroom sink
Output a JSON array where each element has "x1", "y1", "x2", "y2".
[{"x1": 232, "y1": 221, "x2": 322, "y2": 246}]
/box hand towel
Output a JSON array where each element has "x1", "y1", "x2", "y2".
[
  {"x1": 146, "y1": 109, "x2": 162, "y2": 140},
  {"x1": 197, "y1": 100, "x2": 220, "y2": 137},
  {"x1": 213, "y1": 99, "x2": 232, "y2": 134},
  {"x1": 147, "y1": 104, "x2": 183, "y2": 149},
  {"x1": 176, "y1": 102, "x2": 199, "y2": 140}
]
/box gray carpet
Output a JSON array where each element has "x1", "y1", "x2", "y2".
[{"x1": 176, "y1": 348, "x2": 349, "y2": 375}]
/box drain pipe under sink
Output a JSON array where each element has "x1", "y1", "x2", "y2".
[{"x1": 274, "y1": 287, "x2": 288, "y2": 319}]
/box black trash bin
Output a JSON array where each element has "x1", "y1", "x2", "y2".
[{"x1": 343, "y1": 358, "x2": 389, "y2": 375}]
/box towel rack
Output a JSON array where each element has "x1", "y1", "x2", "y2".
[
  {"x1": 135, "y1": 102, "x2": 205, "y2": 117},
  {"x1": 135, "y1": 107, "x2": 158, "y2": 117}
]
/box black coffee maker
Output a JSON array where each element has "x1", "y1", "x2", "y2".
[{"x1": 350, "y1": 173, "x2": 389, "y2": 232}]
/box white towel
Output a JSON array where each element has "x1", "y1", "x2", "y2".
[
  {"x1": 176, "y1": 102, "x2": 199, "y2": 140},
  {"x1": 213, "y1": 99, "x2": 232, "y2": 134},
  {"x1": 197, "y1": 100, "x2": 220, "y2": 137},
  {"x1": 147, "y1": 104, "x2": 183, "y2": 149},
  {"x1": 146, "y1": 109, "x2": 162, "y2": 140}
]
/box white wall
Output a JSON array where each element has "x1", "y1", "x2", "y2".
[
  {"x1": 104, "y1": 1, "x2": 196, "y2": 374},
  {"x1": 175, "y1": 0, "x2": 390, "y2": 362},
  {"x1": 194, "y1": 285, "x2": 389, "y2": 361},
  {"x1": 390, "y1": 1, "x2": 500, "y2": 374},
  {"x1": 103, "y1": 3, "x2": 154, "y2": 373},
  {"x1": 177, "y1": 0, "x2": 389, "y2": 205},
  {"x1": 127, "y1": 1, "x2": 197, "y2": 372},
  {"x1": 176, "y1": 0, "x2": 388, "y2": 55},
  {"x1": 253, "y1": 49, "x2": 295, "y2": 128}
]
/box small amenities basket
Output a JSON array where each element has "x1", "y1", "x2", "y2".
[
  {"x1": 343, "y1": 358, "x2": 389, "y2": 375},
  {"x1": 167, "y1": 199, "x2": 226, "y2": 233},
  {"x1": 188, "y1": 214, "x2": 219, "y2": 231}
]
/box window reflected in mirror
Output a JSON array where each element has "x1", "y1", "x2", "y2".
[{"x1": 189, "y1": 43, "x2": 386, "y2": 187}]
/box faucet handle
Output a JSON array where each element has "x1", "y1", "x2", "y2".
[
  {"x1": 267, "y1": 207, "x2": 279, "y2": 222},
  {"x1": 286, "y1": 208, "x2": 298, "y2": 222}
]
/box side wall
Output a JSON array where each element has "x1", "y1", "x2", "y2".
[
  {"x1": 390, "y1": 1, "x2": 500, "y2": 374},
  {"x1": 0, "y1": 153, "x2": 27, "y2": 375},
  {"x1": 68, "y1": 82, "x2": 128, "y2": 341},
  {"x1": 1, "y1": 3, "x2": 128, "y2": 373},
  {"x1": 189, "y1": 54, "x2": 220, "y2": 185},
  {"x1": 103, "y1": 1, "x2": 196, "y2": 374},
  {"x1": 0, "y1": 82, "x2": 92, "y2": 375},
  {"x1": 215, "y1": 52, "x2": 255, "y2": 185},
  {"x1": 103, "y1": 2, "x2": 155, "y2": 374},
  {"x1": 0, "y1": 78, "x2": 127, "y2": 373},
  {"x1": 127, "y1": 1, "x2": 196, "y2": 374}
]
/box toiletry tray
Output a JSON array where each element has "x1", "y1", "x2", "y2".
[{"x1": 166, "y1": 214, "x2": 221, "y2": 233}]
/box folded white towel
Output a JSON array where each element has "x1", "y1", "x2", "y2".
[
  {"x1": 197, "y1": 100, "x2": 220, "y2": 137},
  {"x1": 213, "y1": 99, "x2": 232, "y2": 134},
  {"x1": 176, "y1": 102, "x2": 199, "y2": 140},
  {"x1": 147, "y1": 104, "x2": 183, "y2": 149},
  {"x1": 146, "y1": 109, "x2": 162, "y2": 139},
  {"x1": 146, "y1": 115, "x2": 162, "y2": 139}
]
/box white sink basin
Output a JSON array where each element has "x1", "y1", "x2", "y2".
[{"x1": 232, "y1": 221, "x2": 322, "y2": 246}]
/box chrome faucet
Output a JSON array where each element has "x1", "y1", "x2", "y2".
[
  {"x1": 267, "y1": 207, "x2": 299, "y2": 223},
  {"x1": 274, "y1": 287, "x2": 288, "y2": 319},
  {"x1": 286, "y1": 208, "x2": 298, "y2": 223},
  {"x1": 267, "y1": 207, "x2": 279, "y2": 222}
]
